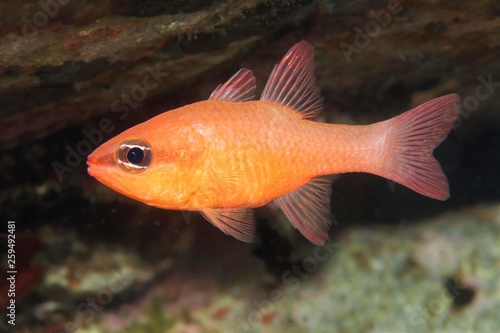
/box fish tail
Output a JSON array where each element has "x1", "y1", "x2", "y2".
[{"x1": 382, "y1": 94, "x2": 461, "y2": 200}]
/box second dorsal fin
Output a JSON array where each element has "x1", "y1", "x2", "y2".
[{"x1": 260, "y1": 41, "x2": 323, "y2": 118}]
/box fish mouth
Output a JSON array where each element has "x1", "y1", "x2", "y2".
[
  {"x1": 86, "y1": 160, "x2": 111, "y2": 183},
  {"x1": 86, "y1": 157, "x2": 141, "y2": 203},
  {"x1": 86, "y1": 150, "x2": 115, "y2": 178},
  {"x1": 87, "y1": 165, "x2": 97, "y2": 178},
  {"x1": 86, "y1": 156, "x2": 99, "y2": 178},
  {"x1": 86, "y1": 159, "x2": 120, "y2": 194}
]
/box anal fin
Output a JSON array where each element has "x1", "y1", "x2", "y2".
[
  {"x1": 201, "y1": 208, "x2": 255, "y2": 243},
  {"x1": 273, "y1": 178, "x2": 332, "y2": 245}
]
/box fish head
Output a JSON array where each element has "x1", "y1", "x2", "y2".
[{"x1": 87, "y1": 117, "x2": 206, "y2": 209}]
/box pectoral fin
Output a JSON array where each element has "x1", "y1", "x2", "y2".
[
  {"x1": 273, "y1": 177, "x2": 332, "y2": 245},
  {"x1": 206, "y1": 165, "x2": 252, "y2": 203},
  {"x1": 201, "y1": 208, "x2": 255, "y2": 242}
]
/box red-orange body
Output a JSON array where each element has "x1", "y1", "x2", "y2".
[
  {"x1": 88, "y1": 41, "x2": 460, "y2": 245},
  {"x1": 133, "y1": 100, "x2": 386, "y2": 210}
]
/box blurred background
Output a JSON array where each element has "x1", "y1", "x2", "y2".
[{"x1": 0, "y1": 0, "x2": 499, "y2": 332}]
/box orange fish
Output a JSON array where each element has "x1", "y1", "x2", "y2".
[{"x1": 87, "y1": 41, "x2": 460, "y2": 245}]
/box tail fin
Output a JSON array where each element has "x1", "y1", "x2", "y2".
[{"x1": 383, "y1": 94, "x2": 461, "y2": 200}]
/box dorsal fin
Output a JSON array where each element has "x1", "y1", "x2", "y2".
[
  {"x1": 260, "y1": 41, "x2": 323, "y2": 118},
  {"x1": 209, "y1": 68, "x2": 256, "y2": 102}
]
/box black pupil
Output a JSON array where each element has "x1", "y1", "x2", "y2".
[{"x1": 127, "y1": 147, "x2": 144, "y2": 165}]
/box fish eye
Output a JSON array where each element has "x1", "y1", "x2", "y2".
[
  {"x1": 127, "y1": 147, "x2": 144, "y2": 165},
  {"x1": 116, "y1": 139, "x2": 152, "y2": 173}
]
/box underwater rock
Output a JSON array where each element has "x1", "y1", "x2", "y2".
[
  {"x1": 309, "y1": 0, "x2": 500, "y2": 121},
  {"x1": 0, "y1": 0, "x2": 315, "y2": 147},
  {"x1": 1, "y1": 0, "x2": 499, "y2": 148},
  {"x1": 21, "y1": 203, "x2": 500, "y2": 332}
]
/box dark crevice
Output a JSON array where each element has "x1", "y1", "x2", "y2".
[{"x1": 444, "y1": 277, "x2": 476, "y2": 309}]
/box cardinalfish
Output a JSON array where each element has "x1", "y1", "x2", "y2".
[{"x1": 87, "y1": 41, "x2": 460, "y2": 245}]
